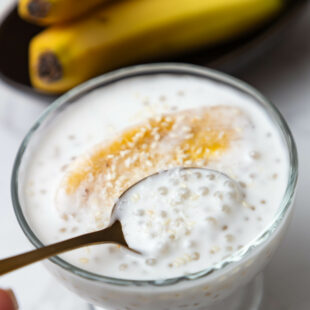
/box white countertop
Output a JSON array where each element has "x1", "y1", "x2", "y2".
[{"x1": 0, "y1": 1, "x2": 309, "y2": 309}]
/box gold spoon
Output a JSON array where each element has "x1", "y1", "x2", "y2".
[
  {"x1": 0, "y1": 167, "x2": 240, "y2": 276},
  {"x1": 0, "y1": 219, "x2": 132, "y2": 276},
  {"x1": 0, "y1": 186, "x2": 138, "y2": 276}
]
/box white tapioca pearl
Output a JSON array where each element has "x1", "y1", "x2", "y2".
[
  {"x1": 194, "y1": 172, "x2": 202, "y2": 179},
  {"x1": 145, "y1": 258, "x2": 157, "y2": 266},
  {"x1": 210, "y1": 246, "x2": 220, "y2": 254},
  {"x1": 191, "y1": 252, "x2": 200, "y2": 261},
  {"x1": 224, "y1": 180, "x2": 234, "y2": 188},
  {"x1": 178, "y1": 188, "x2": 191, "y2": 199},
  {"x1": 228, "y1": 191, "x2": 237, "y2": 199},
  {"x1": 170, "y1": 178, "x2": 180, "y2": 186},
  {"x1": 135, "y1": 209, "x2": 145, "y2": 216},
  {"x1": 239, "y1": 181, "x2": 247, "y2": 188},
  {"x1": 249, "y1": 151, "x2": 261, "y2": 160},
  {"x1": 156, "y1": 241, "x2": 170, "y2": 254},
  {"x1": 108, "y1": 246, "x2": 118, "y2": 254},
  {"x1": 171, "y1": 197, "x2": 182, "y2": 205},
  {"x1": 176, "y1": 217, "x2": 184, "y2": 224},
  {"x1": 222, "y1": 205, "x2": 231, "y2": 213},
  {"x1": 206, "y1": 173, "x2": 215, "y2": 181},
  {"x1": 158, "y1": 186, "x2": 168, "y2": 195},
  {"x1": 214, "y1": 191, "x2": 224, "y2": 200},
  {"x1": 206, "y1": 217, "x2": 217, "y2": 225},
  {"x1": 198, "y1": 186, "x2": 209, "y2": 196},
  {"x1": 119, "y1": 263, "x2": 128, "y2": 271},
  {"x1": 180, "y1": 174, "x2": 189, "y2": 181},
  {"x1": 160, "y1": 210, "x2": 168, "y2": 218},
  {"x1": 225, "y1": 234, "x2": 235, "y2": 242},
  {"x1": 184, "y1": 240, "x2": 196, "y2": 248},
  {"x1": 148, "y1": 232, "x2": 157, "y2": 239},
  {"x1": 185, "y1": 229, "x2": 191, "y2": 236}
]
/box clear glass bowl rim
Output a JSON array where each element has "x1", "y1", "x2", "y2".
[{"x1": 11, "y1": 63, "x2": 298, "y2": 287}]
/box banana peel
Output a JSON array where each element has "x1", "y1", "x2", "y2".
[
  {"x1": 29, "y1": 0, "x2": 283, "y2": 94},
  {"x1": 18, "y1": 0, "x2": 107, "y2": 25}
]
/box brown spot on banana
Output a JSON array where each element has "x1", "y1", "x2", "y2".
[
  {"x1": 37, "y1": 51, "x2": 62, "y2": 82},
  {"x1": 27, "y1": 0, "x2": 51, "y2": 18}
]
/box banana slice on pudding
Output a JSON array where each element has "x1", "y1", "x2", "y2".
[{"x1": 55, "y1": 106, "x2": 247, "y2": 229}]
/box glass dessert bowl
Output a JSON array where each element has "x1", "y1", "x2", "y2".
[{"x1": 11, "y1": 63, "x2": 298, "y2": 310}]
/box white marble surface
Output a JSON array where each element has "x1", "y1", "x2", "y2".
[{"x1": 0, "y1": 1, "x2": 309, "y2": 309}]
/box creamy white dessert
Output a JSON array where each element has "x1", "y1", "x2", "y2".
[
  {"x1": 116, "y1": 168, "x2": 247, "y2": 275},
  {"x1": 23, "y1": 74, "x2": 288, "y2": 281}
]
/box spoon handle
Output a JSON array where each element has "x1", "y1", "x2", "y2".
[{"x1": 0, "y1": 220, "x2": 127, "y2": 276}]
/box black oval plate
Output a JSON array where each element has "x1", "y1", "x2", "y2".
[{"x1": 0, "y1": 0, "x2": 307, "y2": 97}]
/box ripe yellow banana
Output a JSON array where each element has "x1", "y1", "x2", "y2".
[
  {"x1": 29, "y1": 0, "x2": 283, "y2": 94},
  {"x1": 18, "y1": 0, "x2": 107, "y2": 25}
]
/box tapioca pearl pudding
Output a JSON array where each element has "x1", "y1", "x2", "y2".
[
  {"x1": 116, "y1": 168, "x2": 245, "y2": 273},
  {"x1": 23, "y1": 74, "x2": 289, "y2": 280}
]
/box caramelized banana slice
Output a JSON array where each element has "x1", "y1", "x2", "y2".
[{"x1": 56, "y1": 106, "x2": 245, "y2": 228}]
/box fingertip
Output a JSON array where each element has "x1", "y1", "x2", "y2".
[{"x1": 0, "y1": 289, "x2": 18, "y2": 310}]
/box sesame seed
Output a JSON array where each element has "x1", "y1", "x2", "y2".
[
  {"x1": 206, "y1": 217, "x2": 217, "y2": 225},
  {"x1": 272, "y1": 173, "x2": 278, "y2": 179},
  {"x1": 79, "y1": 258, "x2": 89, "y2": 264},
  {"x1": 185, "y1": 134, "x2": 194, "y2": 139},
  {"x1": 191, "y1": 252, "x2": 200, "y2": 260},
  {"x1": 119, "y1": 264, "x2": 128, "y2": 271},
  {"x1": 169, "y1": 234, "x2": 176, "y2": 240},
  {"x1": 182, "y1": 126, "x2": 191, "y2": 133},
  {"x1": 131, "y1": 193, "x2": 140, "y2": 202}
]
